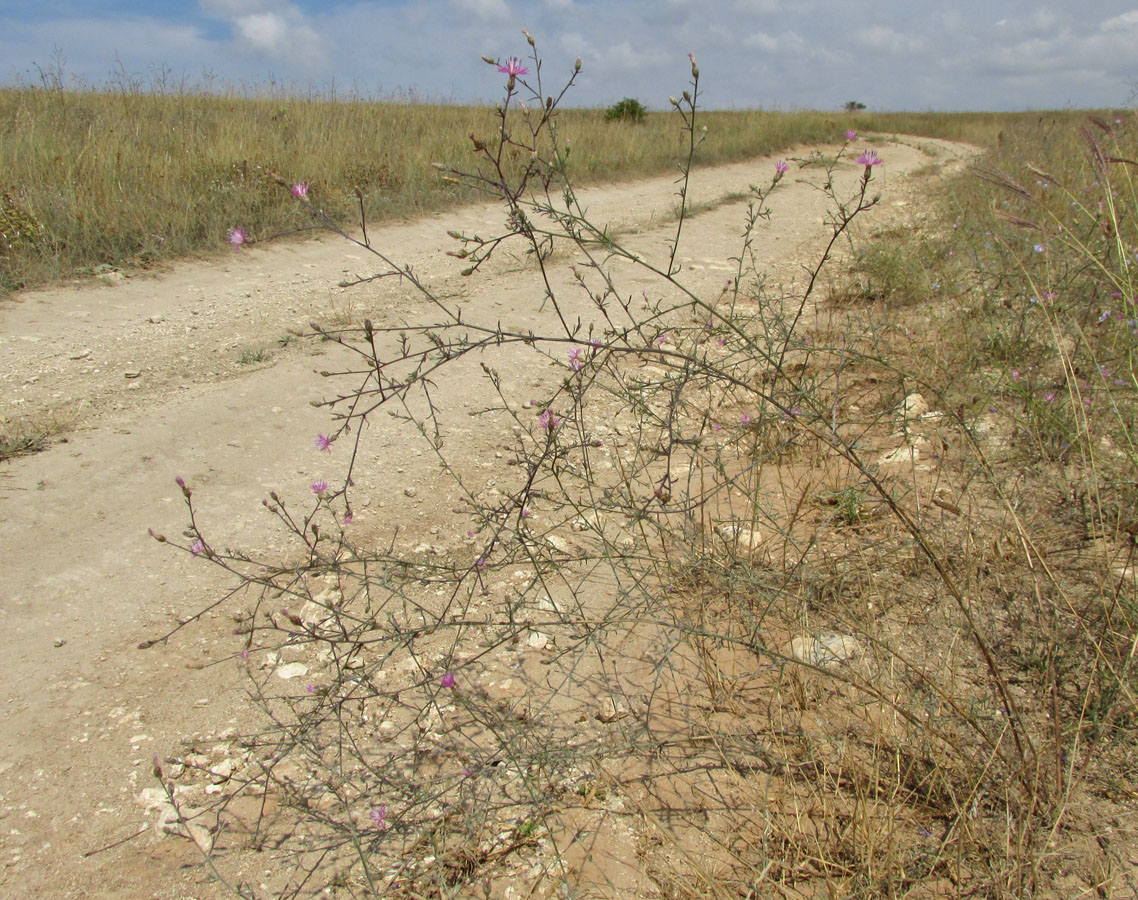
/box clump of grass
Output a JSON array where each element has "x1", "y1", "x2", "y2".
[
  {"x1": 236, "y1": 346, "x2": 269, "y2": 365},
  {"x1": 0, "y1": 413, "x2": 68, "y2": 461}
]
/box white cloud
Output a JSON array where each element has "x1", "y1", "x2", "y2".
[
  {"x1": 1101, "y1": 9, "x2": 1138, "y2": 30},
  {"x1": 198, "y1": 0, "x2": 328, "y2": 68},
  {"x1": 853, "y1": 25, "x2": 924, "y2": 53},
  {"x1": 452, "y1": 0, "x2": 513, "y2": 23},
  {"x1": 744, "y1": 30, "x2": 805, "y2": 54}
]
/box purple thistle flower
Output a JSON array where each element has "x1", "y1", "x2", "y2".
[
  {"x1": 311, "y1": 479, "x2": 329, "y2": 495},
  {"x1": 538, "y1": 408, "x2": 560, "y2": 432},
  {"x1": 369, "y1": 804, "x2": 388, "y2": 829},
  {"x1": 498, "y1": 56, "x2": 529, "y2": 76},
  {"x1": 290, "y1": 182, "x2": 309, "y2": 199},
  {"x1": 190, "y1": 540, "x2": 205, "y2": 557},
  {"x1": 568, "y1": 347, "x2": 584, "y2": 371},
  {"x1": 775, "y1": 159, "x2": 789, "y2": 176},
  {"x1": 656, "y1": 333, "x2": 668, "y2": 347},
  {"x1": 315, "y1": 433, "x2": 333, "y2": 452},
  {"x1": 227, "y1": 227, "x2": 247, "y2": 251},
  {"x1": 343, "y1": 513, "x2": 353, "y2": 525},
  {"x1": 741, "y1": 412, "x2": 752, "y2": 424},
  {"x1": 855, "y1": 150, "x2": 882, "y2": 167},
  {"x1": 845, "y1": 129, "x2": 857, "y2": 141},
  {"x1": 439, "y1": 672, "x2": 455, "y2": 688}
]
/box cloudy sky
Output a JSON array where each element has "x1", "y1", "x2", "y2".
[{"x1": 2, "y1": 1, "x2": 1137, "y2": 111}]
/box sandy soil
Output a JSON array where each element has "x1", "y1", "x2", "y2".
[{"x1": 0, "y1": 136, "x2": 976, "y2": 899}]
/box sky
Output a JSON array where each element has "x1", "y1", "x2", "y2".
[{"x1": 2, "y1": 1, "x2": 1138, "y2": 111}]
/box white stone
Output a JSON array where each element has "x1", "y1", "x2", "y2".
[
  {"x1": 527, "y1": 631, "x2": 549, "y2": 650},
  {"x1": 790, "y1": 632, "x2": 862, "y2": 671},
  {"x1": 275, "y1": 662, "x2": 308, "y2": 680}
]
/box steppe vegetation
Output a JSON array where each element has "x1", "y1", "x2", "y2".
[
  {"x1": 6, "y1": 45, "x2": 1137, "y2": 900},
  {"x1": 0, "y1": 69, "x2": 1079, "y2": 295}
]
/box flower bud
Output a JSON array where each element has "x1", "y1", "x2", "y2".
[
  {"x1": 574, "y1": 57, "x2": 581, "y2": 72},
  {"x1": 482, "y1": 55, "x2": 496, "y2": 65},
  {"x1": 523, "y1": 29, "x2": 535, "y2": 47}
]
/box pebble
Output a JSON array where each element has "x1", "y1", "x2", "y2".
[
  {"x1": 404, "y1": 487, "x2": 417, "y2": 498},
  {"x1": 276, "y1": 662, "x2": 308, "y2": 680},
  {"x1": 790, "y1": 632, "x2": 862, "y2": 671},
  {"x1": 526, "y1": 631, "x2": 549, "y2": 650}
]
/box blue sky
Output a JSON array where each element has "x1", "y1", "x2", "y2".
[{"x1": 2, "y1": 1, "x2": 1137, "y2": 110}]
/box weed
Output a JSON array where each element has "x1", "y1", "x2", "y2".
[
  {"x1": 146, "y1": 43, "x2": 1138, "y2": 900},
  {"x1": 236, "y1": 346, "x2": 269, "y2": 365}
]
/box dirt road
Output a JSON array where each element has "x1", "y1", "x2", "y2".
[{"x1": 0, "y1": 136, "x2": 974, "y2": 898}]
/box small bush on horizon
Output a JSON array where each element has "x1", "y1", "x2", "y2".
[{"x1": 604, "y1": 96, "x2": 648, "y2": 122}]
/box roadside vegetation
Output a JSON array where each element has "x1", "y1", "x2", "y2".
[
  {"x1": 139, "y1": 46, "x2": 1137, "y2": 900},
  {"x1": 0, "y1": 72, "x2": 1101, "y2": 295}
]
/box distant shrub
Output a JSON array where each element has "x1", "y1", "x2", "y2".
[{"x1": 604, "y1": 97, "x2": 647, "y2": 123}]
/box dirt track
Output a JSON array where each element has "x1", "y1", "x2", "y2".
[{"x1": 0, "y1": 136, "x2": 975, "y2": 898}]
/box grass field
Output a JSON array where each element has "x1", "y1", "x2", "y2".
[{"x1": 0, "y1": 82, "x2": 1108, "y2": 294}]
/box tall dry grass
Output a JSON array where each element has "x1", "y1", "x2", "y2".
[{"x1": 0, "y1": 78, "x2": 1106, "y2": 294}]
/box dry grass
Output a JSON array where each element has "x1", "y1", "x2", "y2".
[{"x1": 0, "y1": 79, "x2": 1104, "y2": 295}]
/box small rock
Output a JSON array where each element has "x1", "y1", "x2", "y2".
[
  {"x1": 595, "y1": 698, "x2": 629, "y2": 723},
  {"x1": 526, "y1": 631, "x2": 549, "y2": 650},
  {"x1": 718, "y1": 523, "x2": 762, "y2": 551},
  {"x1": 899, "y1": 393, "x2": 928, "y2": 420},
  {"x1": 404, "y1": 487, "x2": 417, "y2": 498},
  {"x1": 69, "y1": 350, "x2": 91, "y2": 360},
  {"x1": 878, "y1": 445, "x2": 918, "y2": 466},
  {"x1": 147, "y1": 315, "x2": 164, "y2": 324},
  {"x1": 123, "y1": 370, "x2": 141, "y2": 379},
  {"x1": 790, "y1": 632, "x2": 862, "y2": 671},
  {"x1": 52, "y1": 639, "x2": 66, "y2": 648},
  {"x1": 209, "y1": 759, "x2": 237, "y2": 783},
  {"x1": 276, "y1": 662, "x2": 308, "y2": 680}
]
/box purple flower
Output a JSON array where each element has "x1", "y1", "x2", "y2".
[
  {"x1": 311, "y1": 479, "x2": 329, "y2": 495},
  {"x1": 343, "y1": 514, "x2": 353, "y2": 525},
  {"x1": 1098, "y1": 309, "x2": 1112, "y2": 324},
  {"x1": 369, "y1": 804, "x2": 388, "y2": 829},
  {"x1": 190, "y1": 540, "x2": 205, "y2": 557},
  {"x1": 439, "y1": 672, "x2": 455, "y2": 688},
  {"x1": 538, "y1": 408, "x2": 560, "y2": 432},
  {"x1": 315, "y1": 433, "x2": 333, "y2": 452},
  {"x1": 498, "y1": 56, "x2": 529, "y2": 76},
  {"x1": 290, "y1": 182, "x2": 309, "y2": 199},
  {"x1": 1010, "y1": 368, "x2": 1020, "y2": 382},
  {"x1": 568, "y1": 347, "x2": 584, "y2": 371},
  {"x1": 741, "y1": 412, "x2": 752, "y2": 424},
  {"x1": 845, "y1": 129, "x2": 857, "y2": 141},
  {"x1": 656, "y1": 333, "x2": 668, "y2": 347},
  {"x1": 475, "y1": 556, "x2": 487, "y2": 569},
  {"x1": 227, "y1": 227, "x2": 247, "y2": 251},
  {"x1": 855, "y1": 150, "x2": 882, "y2": 167},
  {"x1": 775, "y1": 159, "x2": 789, "y2": 176}
]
